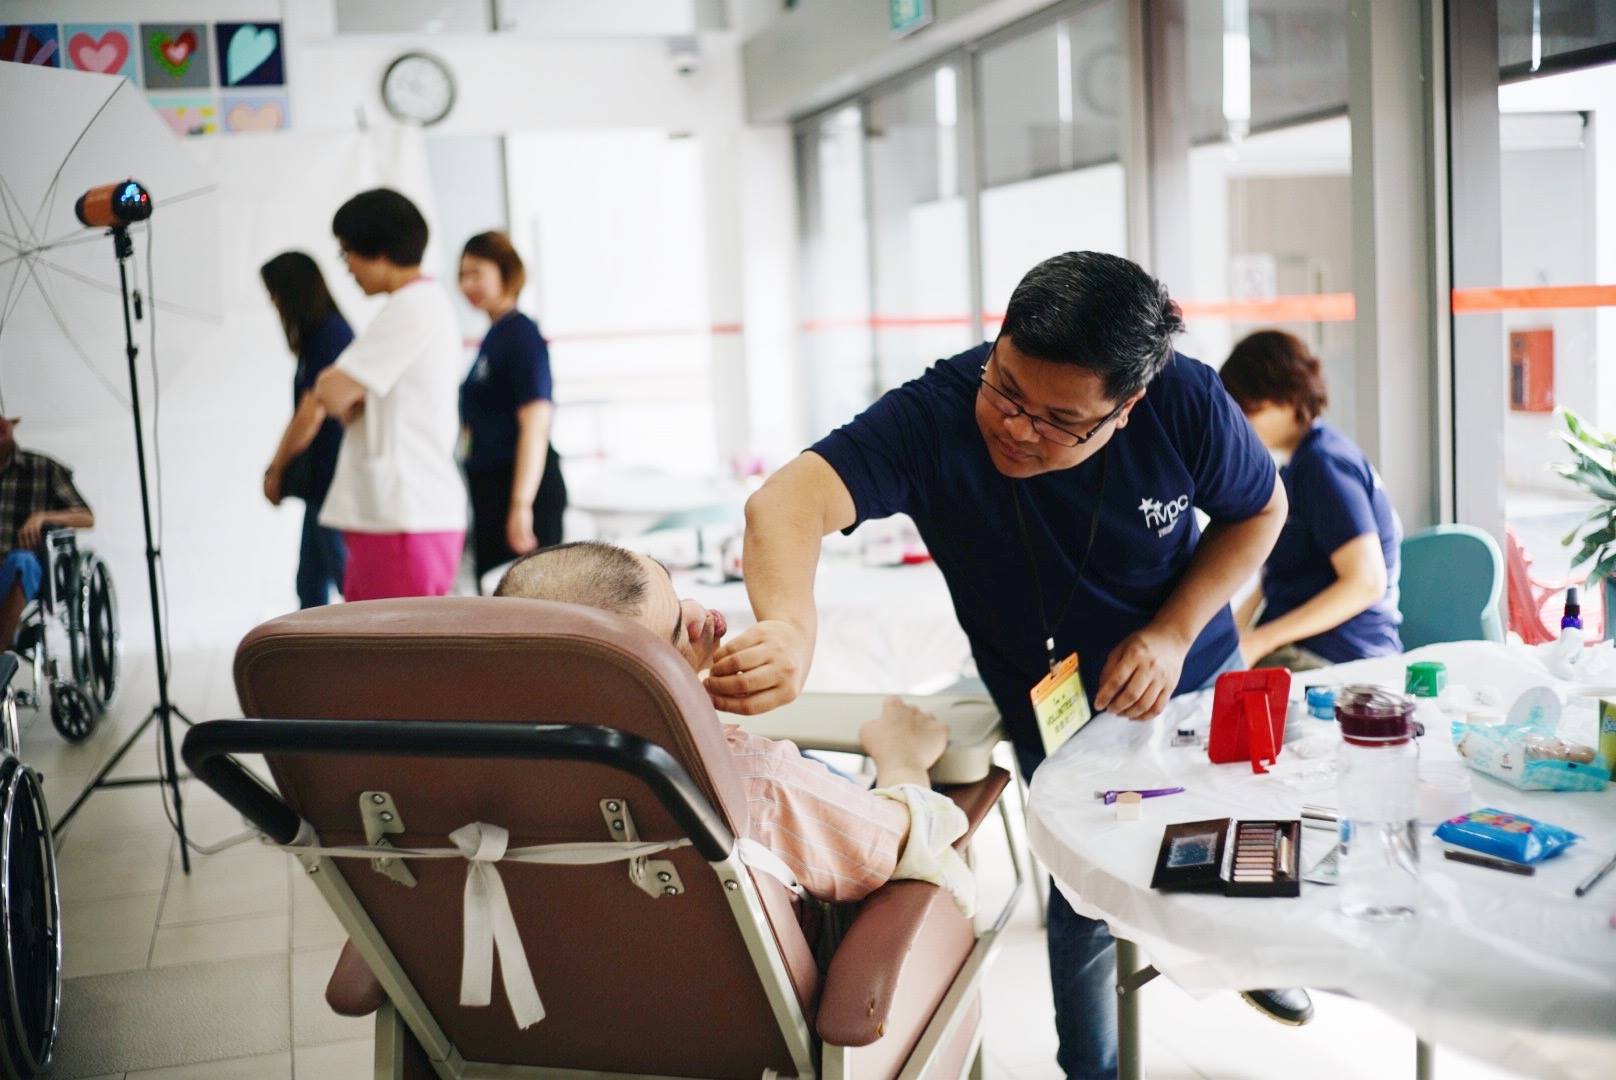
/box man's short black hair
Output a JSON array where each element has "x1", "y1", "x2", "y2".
[
  {"x1": 493, "y1": 541, "x2": 649, "y2": 618},
  {"x1": 331, "y1": 188, "x2": 428, "y2": 267},
  {"x1": 1000, "y1": 251, "x2": 1184, "y2": 401}
]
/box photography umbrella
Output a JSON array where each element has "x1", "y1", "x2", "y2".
[{"x1": 0, "y1": 62, "x2": 221, "y2": 870}]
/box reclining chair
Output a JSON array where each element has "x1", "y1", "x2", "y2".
[{"x1": 184, "y1": 598, "x2": 1015, "y2": 1079}]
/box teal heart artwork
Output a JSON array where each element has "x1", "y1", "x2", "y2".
[
  {"x1": 226, "y1": 25, "x2": 274, "y2": 83},
  {"x1": 220, "y1": 22, "x2": 282, "y2": 86}
]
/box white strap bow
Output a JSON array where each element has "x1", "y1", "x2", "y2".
[{"x1": 284, "y1": 822, "x2": 693, "y2": 1029}]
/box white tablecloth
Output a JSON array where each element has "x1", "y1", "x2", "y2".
[
  {"x1": 1027, "y1": 641, "x2": 1616, "y2": 1080},
  {"x1": 673, "y1": 559, "x2": 973, "y2": 695}
]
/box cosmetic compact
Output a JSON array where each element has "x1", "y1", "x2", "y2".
[{"x1": 1149, "y1": 818, "x2": 1302, "y2": 898}]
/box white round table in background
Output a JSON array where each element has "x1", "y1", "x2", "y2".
[{"x1": 1028, "y1": 641, "x2": 1616, "y2": 1080}]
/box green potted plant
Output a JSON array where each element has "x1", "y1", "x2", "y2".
[{"x1": 1557, "y1": 409, "x2": 1616, "y2": 634}]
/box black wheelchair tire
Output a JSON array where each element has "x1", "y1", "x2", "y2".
[
  {"x1": 81, "y1": 556, "x2": 119, "y2": 711},
  {"x1": 0, "y1": 756, "x2": 62, "y2": 1079},
  {"x1": 48, "y1": 685, "x2": 95, "y2": 744}
]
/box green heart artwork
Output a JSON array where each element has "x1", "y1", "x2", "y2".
[{"x1": 140, "y1": 22, "x2": 211, "y2": 88}]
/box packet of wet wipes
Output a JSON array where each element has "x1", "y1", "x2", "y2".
[{"x1": 1433, "y1": 808, "x2": 1580, "y2": 865}]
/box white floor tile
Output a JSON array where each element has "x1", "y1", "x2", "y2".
[
  {"x1": 150, "y1": 912, "x2": 289, "y2": 968},
  {"x1": 160, "y1": 840, "x2": 290, "y2": 926},
  {"x1": 292, "y1": 946, "x2": 373, "y2": 1047},
  {"x1": 61, "y1": 890, "x2": 162, "y2": 978},
  {"x1": 294, "y1": 1038, "x2": 374, "y2": 1079},
  {"x1": 125, "y1": 1050, "x2": 292, "y2": 1079},
  {"x1": 55, "y1": 825, "x2": 173, "y2": 901}
]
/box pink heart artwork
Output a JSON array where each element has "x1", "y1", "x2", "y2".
[
  {"x1": 69, "y1": 31, "x2": 128, "y2": 74},
  {"x1": 226, "y1": 100, "x2": 283, "y2": 132},
  {"x1": 161, "y1": 30, "x2": 195, "y2": 67}
]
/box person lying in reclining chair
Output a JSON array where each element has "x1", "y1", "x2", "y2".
[{"x1": 495, "y1": 540, "x2": 974, "y2": 914}]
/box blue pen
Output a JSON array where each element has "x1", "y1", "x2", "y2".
[{"x1": 1094, "y1": 786, "x2": 1185, "y2": 805}]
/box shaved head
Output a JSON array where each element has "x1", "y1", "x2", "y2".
[
  {"x1": 494, "y1": 540, "x2": 730, "y2": 674},
  {"x1": 495, "y1": 541, "x2": 649, "y2": 617}
]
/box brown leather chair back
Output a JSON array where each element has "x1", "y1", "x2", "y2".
[{"x1": 234, "y1": 597, "x2": 812, "y2": 1077}]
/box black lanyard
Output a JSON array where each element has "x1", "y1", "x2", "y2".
[{"x1": 1010, "y1": 446, "x2": 1110, "y2": 671}]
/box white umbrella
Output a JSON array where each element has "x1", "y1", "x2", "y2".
[{"x1": 0, "y1": 62, "x2": 221, "y2": 417}]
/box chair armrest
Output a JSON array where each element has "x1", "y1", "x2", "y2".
[
  {"x1": 815, "y1": 766, "x2": 1008, "y2": 1050},
  {"x1": 326, "y1": 939, "x2": 386, "y2": 1017}
]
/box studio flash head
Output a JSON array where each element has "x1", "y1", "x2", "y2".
[{"x1": 75, "y1": 179, "x2": 152, "y2": 228}]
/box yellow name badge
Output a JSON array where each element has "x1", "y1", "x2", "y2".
[{"x1": 1030, "y1": 653, "x2": 1093, "y2": 758}]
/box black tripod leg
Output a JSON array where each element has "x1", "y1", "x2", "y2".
[
  {"x1": 156, "y1": 703, "x2": 190, "y2": 872},
  {"x1": 51, "y1": 705, "x2": 156, "y2": 835}
]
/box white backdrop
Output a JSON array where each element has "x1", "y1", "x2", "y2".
[{"x1": 2, "y1": 78, "x2": 437, "y2": 653}]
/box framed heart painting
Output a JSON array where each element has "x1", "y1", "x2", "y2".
[
  {"x1": 215, "y1": 22, "x2": 284, "y2": 87},
  {"x1": 223, "y1": 93, "x2": 290, "y2": 133},
  {"x1": 63, "y1": 24, "x2": 139, "y2": 82},
  {"x1": 140, "y1": 22, "x2": 211, "y2": 89}
]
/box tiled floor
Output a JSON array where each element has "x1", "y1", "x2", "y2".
[{"x1": 19, "y1": 647, "x2": 1531, "y2": 1079}]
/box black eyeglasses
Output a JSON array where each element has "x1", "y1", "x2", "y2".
[{"x1": 977, "y1": 358, "x2": 1125, "y2": 447}]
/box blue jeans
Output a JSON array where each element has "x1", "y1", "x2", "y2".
[
  {"x1": 0, "y1": 550, "x2": 42, "y2": 604},
  {"x1": 1025, "y1": 647, "x2": 1244, "y2": 1080},
  {"x1": 296, "y1": 500, "x2": 347, "y2": 609}
]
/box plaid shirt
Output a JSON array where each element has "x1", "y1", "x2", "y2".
[{"x1": 0, "y1": 449, "x2": 90, "y2": 552}]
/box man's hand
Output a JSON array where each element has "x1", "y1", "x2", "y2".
[
  {"x1": 262, "y1": 467, "x2": 283, "y2": 507},
  {"x1": 506, "y1": 505, "x2": 538, "y2": 556},
  {"x1": 1094, "y1": 624, "x2": 1190, "y2": 720},
  {"x1": 859, "y1": 697, "x2": 948, "y2": 788},
  {"x1": 705, "y1": 619, "x2": 810, "y2": 715},
  {"x1": 18, "y1": 512, "x2": 48, "y2": 549}
]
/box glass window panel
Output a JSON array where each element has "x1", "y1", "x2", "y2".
[
  {"x1": 867, "y1": 64, "x2": 973, "y2": 390},
  {"x1": 1499, "y1": 0, "x2": 1616, "y2": 78},
  {"x1": 1185, "y1": 0, "x2": 1349, "y2": 143}
]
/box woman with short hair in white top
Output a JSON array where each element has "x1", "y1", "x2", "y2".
[{"x1": 314, "y1": 188, "x2": 467, "y2": 599}]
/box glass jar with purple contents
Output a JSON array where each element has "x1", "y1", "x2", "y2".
[{"x1": 1335, "y1": 685, "x2": 1421, "y2": 920}]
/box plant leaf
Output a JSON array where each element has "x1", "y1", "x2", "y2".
[
  {"x1": 1564, "y1": 410, "x2": 1616, "y2": 453},
  {"x1": 1562, "y1": 506, "x2": 1613, "y2": 548},
  {"x1": 1559, "y1": 460, "x2": 1616, "y2": 503}
]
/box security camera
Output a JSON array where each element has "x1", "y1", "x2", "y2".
[{"x1": 668, "y1": 35, "x2": 701, "y2": 77}]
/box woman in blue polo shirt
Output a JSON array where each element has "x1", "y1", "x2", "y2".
[
  {"x1": 1220, "y1": 329, "x2": 1403, "y2": 668},
  {"x1": 458, "y1": 231, "x2": 567, "y2": 584},
  {"x1": 260, "y1": 251, "x2": 353, "y2": 608}
]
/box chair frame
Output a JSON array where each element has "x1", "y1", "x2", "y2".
[{"x1": 185, "y1": 718, "x2": 1016, "y2": 1080}]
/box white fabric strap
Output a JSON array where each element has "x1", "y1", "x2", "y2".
[
  {"x1": 283, "y1": 822, "x2": 692, "y2": 1029},
  {"x1": 735, "y1": 837, "x2": 806, "y2": 898}
]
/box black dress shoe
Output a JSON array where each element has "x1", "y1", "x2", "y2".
[{"x1": 1239, "y1": 987, "x2": 1315, "y2": 1026}]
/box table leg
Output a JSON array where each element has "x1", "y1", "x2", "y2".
[
  {"x1": 1116, "y1": 937, "x2": 1143, "y2": 1080},
  {"x1": 1416, "y1": 1039, "x2": 1435, "y2": 1080}
]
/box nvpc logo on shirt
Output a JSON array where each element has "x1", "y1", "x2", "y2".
[{"x1": 1138, "y1": 494, "x2": 1191, "y2": 537}]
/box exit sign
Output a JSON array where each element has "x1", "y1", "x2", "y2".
[{"x1": 890, "y1": 0, "x2": 932, "y2": 38}]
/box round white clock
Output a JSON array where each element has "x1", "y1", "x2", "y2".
[{"x1": 381, "y1": 52, "x2": 456, "y2": 126}]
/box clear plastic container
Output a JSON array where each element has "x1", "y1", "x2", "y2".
[{"x1": 1335, "y1": 685, "x2": 1421, "y2": 921}]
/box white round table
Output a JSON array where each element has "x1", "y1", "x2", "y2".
[{"x1": 1028, "y1": 641, "x2": 1616, "y2": 1080}]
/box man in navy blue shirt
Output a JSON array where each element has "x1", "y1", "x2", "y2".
[{"x1": 708, "y1": 253, "x2": 1293, "y2": 1078}]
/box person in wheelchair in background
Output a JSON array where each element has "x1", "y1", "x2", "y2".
[{"x1": 0, "y1": 415, "x2": 94, "y2": 651}]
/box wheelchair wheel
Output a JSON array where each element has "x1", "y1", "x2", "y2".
[
  {"x1": 48, "y1": 685, "x2": 94, "y2": 744},
  {"x1": 81, "y1": 557, "x2": 119, "y2": 711},
  {"x1": 0, "y1": 756, "x2": 62, "y2": 1079}
]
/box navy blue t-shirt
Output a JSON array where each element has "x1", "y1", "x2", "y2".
[
  {"x1": 1257, "y1": 422, "x2": 1403, "y2": 663},
  {"x1": 293, "y1": 312, "x2": 353, "y2": 506},
  {"x1": 460, "y1": 311, "x2": 552, "y2": 472},
  {"x1": 811, "y1": 343, "x2": 1277, "y2": 763}
]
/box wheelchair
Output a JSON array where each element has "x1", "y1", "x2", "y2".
[
  {"x1": 12, "y1": 528, "x2": 119, "y2": 743},
  {"x1": 0, "y1": 652, "x2": 64, "y2": 1079}
]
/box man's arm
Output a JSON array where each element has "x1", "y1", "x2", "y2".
[
  {"x1": 1241, "y1": 533, "x2": 1386, "y2": 662},
  {"x1": 19, "y1": 508, "x2": 93, "y2": 549},
  {"x1": 705, "y1": 452, "x2": 856, "y2": 714},
  {"x1": 1095, "y1": 475, "x2": 1287, "y2": 719}
]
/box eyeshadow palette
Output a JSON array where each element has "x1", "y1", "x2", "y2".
[{"x1": 1150, "y1": 818, "x2": 1302, "y2": 898}]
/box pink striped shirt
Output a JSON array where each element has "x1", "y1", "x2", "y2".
[{"x1": 723, "y1": 724, "x2": 910, "y2": 904}]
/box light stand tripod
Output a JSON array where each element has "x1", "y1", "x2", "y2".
[{"x1": 51, "y1": 222, "x2": 192, "y2": 873}]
